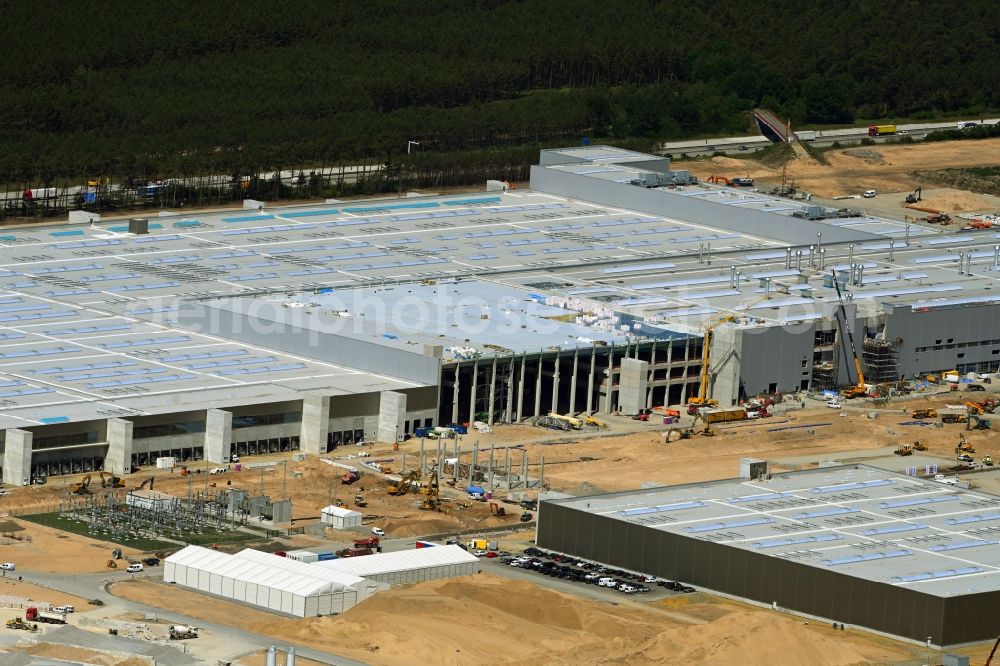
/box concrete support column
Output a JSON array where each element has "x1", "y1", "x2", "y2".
[
  {"x1": 451, "y1": 365, "x2": 460, "y2": 424},
  {"x1": 533, "y1": 353, "x2": 543, "y2": 417},
  {"x1": 300, "y1": 393, "x2": 330, "y2": 455},
  {"x1": 504, "y1": 359, "x2": 515, "y2": 424},
  {"x1": 619, "y1": 358, "x2": 650, "y2": 415},
  {"x1": 550, "y1": 351, "x2": 560, "y2": 414},
  {"x1": 516, "y1": 354, "x2": 527, "y2": 422},
  {"x1": 569, "y1": 350, "x2": 579, "y2": 414},
  {"x1": 679, "y1": 338, "x2": 691, "y2": 404},
  {"x1": 2, "y1": 429, "x2": 32, "y2": 486},
  {"x1": 377, "y1": 391, "x2": 407, "y2": 443},
  {"x1": 468, "y1": 360, "x2": 479, "y2": 424},
  {"x1": 204, "y1": 409, "x2": 233, "y2": 464},
  {"x1": 104, "y1": 418, "x2": 134, "y2": 475},
  {"x1": 487, "y1": 357, "x2": 498, "y2": 425},
  {"x1": 602, "y1": 349, "x2": 615, "y2": 414},
  {"x1": 586, "y1": 351, "x2": 596, "y2": 413}
]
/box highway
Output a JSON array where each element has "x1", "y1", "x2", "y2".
[{"x1": 658, "y1": 117, "x2": 1000, "y2": 157}]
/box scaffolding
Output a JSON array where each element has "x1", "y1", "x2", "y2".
[
  {"x1": 811, "y1": 362, "x2": 837, "y2": 391},
  {"x1": 862, "y1": 338, "x2": 900, "y2": 384}
]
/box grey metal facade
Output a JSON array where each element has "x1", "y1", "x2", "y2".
[
  {"x1": 885, "y1": 302, "x2": 1000, "y2": 377},
  {"x1": 537, "y1": 500, "x2": 1000, "y2": 646}
]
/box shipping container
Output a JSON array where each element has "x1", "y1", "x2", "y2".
[{"x1": 156, "y1": 456, "x2": 175, "y2": 469}]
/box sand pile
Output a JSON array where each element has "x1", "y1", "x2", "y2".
[
  {"x1": 918, "y1": 190, "x2": 994, "y2": 212},
  {"x1": 113, "y1": 574, "x2": 915, "y2": 666}
]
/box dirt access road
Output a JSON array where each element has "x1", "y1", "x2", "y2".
[{"x1": 683, "y1": 137, "x2": 1000, "y2": 207}]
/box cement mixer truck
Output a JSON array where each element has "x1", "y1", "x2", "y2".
[{"x1": 169, "y1": 625, "x2": 199, "y2": 640}]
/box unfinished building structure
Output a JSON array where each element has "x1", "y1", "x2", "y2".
[{"x1": 2, "y1": 145, "x2": 1000, "y2": 481}]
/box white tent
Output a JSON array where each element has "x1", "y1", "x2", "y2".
[
  {"x1": 320, "y1": 504, "x2": 363, "y2": 528},
  {"x1": 164, "y1": 545, "x2": 384, "y2": 617},
  {"x1": 313, "y1": 544, "x2": 479, "y2": 585}
]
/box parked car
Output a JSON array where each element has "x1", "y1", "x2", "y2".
[
  {"x1": 826, "y1": 399, "x2": 843, "y2": 409},
  {"x1": 524, "y1": 547, "x2": 542, "y2": 556},
  {"x1": 618, "y1": 583, "x2": 638, "y2": 594},
  {"x1": 680, "y1": 586, "x2": 696, "y2": 593},
  {"x1": 126, "y1": 563, "x2": 144, "y2": 573},
  {"x1": 635, "y1": 585, "x2": 651, "y2": 593},
  {"x1": 142, "y1": 557, "x2": 160, "y2": 567},
  {"x1": 968, "y1": 384, "x2": 986, "y2": 392},
  {"x1": 598, "y1": 577, "x2": 617, "y2": 587},
  {"x1": 484, "y1": 551, "x2": 499, "y2": 559},
  {"x1": 0, "y1": 563, "x2": 15, "y2": 571},
  {"x1": 473, "y1": 549, "x2": 487, "y2": 557}
]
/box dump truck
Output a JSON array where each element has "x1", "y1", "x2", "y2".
[
  {"x1": 942, "y1": 414, "x2": 964, "y2": 424},
  {"x1": 894, "y1": 444, "x2": 913, "y2": 456},
  {"x1": 911, "y1": 409, "x2": 938, "y2": 419},
  {"x1": 25, "y1": 608, "x2": 65, "y2": 625}
]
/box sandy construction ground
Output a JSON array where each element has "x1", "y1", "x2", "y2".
[
  {"x1": 523, "y1": 392, "x2": 1000, "y2": 494},
  {"x1": 683, "y1": 137, "x2": 1000, "y2": 204},
  {"x1": 0, "y1": 519, "x2": 139, "y2": 574},
  {"x1": 0, "y1": 577, "x2": 87, "y2": 608},
  {"x1": 112, "y1": 575, "x2": 916, "y2": 666}
]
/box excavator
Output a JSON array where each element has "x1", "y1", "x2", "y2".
[
  {"x1": 69, "y1": 474, "x2": 92, "y2": 495},
  {"x1": 489, "y1": 502, "x2": 506, "y2": 516},
  {"x1": 420, "y1": 472, "x2": 441, "y2": 511},
  {"x1": 688, "y1": 315, "x2": 736, "y2": 408},
  {"x1": 100, "y1": 471, "x2": 125, "y2": 489},
  {"x1": 904, "y1": 187, "x2": 921, "y2": 204},
  {"x1": 831, "y1": 270, "x2": 868, "y2": 399},
  {"x1": 585, "y1": 415, "x2": 608, "y2": 429},
  {"x1": 388, "y1": 471, "x2": 420, "y2": 496}
]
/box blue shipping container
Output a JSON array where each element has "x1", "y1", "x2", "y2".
[{"x1": 317, "y1": 553, "x2": 337, "y2": 561}]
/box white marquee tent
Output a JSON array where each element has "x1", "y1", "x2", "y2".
[
  {"x1": 164, "y1": 545, "x2": 385, "y2": 617},
  {"x1": 313, "y1": 544, "x2": 478, "y2": 585},
  {"x1": 320, "y1": 504, "x2": 363, "y2": 528}
]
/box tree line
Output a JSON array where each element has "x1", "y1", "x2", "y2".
[{"x1": 0, "y1": 0, "x2": 996, "y2": 190}]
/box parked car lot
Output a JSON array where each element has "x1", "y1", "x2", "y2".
[{"x1": 502, "y1": 548, "x2": 697, "y2": 597}]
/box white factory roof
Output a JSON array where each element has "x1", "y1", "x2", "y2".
[
  {"x1": 166, "y1": 545, "x2": 365, "y2": 595},
  {"x1": 320, "y1": 505, "x2": 362, "y2": 518},
  {"x1": 313, "y1": 544, "x2": 477, "y2": 576}
]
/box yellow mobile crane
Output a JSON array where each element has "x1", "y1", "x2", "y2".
[
  {"x1": 831, "y1": 270, "x2": 867, "y2": 399},
  {"x1": 688, "y1": 315, "x2": 736, "y2": 407}
]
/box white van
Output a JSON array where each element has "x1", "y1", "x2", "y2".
[
  {"x1": 126, "y1": 563, "x2": 144, "y2": 573},
  {"x1": 371, "y1": 527, "x2": 386, "y2": 537},
  {"x1": 862, "y1": 190, "x2": 876, "y2": 198}
]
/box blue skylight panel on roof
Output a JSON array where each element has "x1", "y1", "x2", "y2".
[
  {"x1": 927, "y1": 540, "x2": 998, "y2": 552},
  {"x1": 792, "y1": 507, "x2": 858, "y2": 520},
  {"x1": 821, "y1": 550, "x2": 911, "y2": 566},
  {"x1": 809, "y1": 479, "x2": 895, "y2": 494},
  {"x1": 945, "y1": 513, "x2": 1000, "y2": 525},
  {"x1": 877, "y1": 495, "x2": 959, "y2": 509},
  {"x1": 619, "y1": 501, "x2": 705, "y2": 516},
  {"x1": 685, "y1": 517, "x2": 773, "y2": 533},
  {"x1": 860, "y1": 524, "x2": 928, "y2": 536},
  {"x1": 892, "y1": 567, "x2": 982, "y2": 584},
  {"x1": 751, "y1": 534, "x2": 842, "y2": 549},
  {"x1": 726, "y1": 492, "x2": 793, "y2": 504}
]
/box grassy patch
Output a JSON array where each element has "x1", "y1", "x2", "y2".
[
  {"x1": 18, "y1": 511, "x2": 269, "y2": 552},
  {"x1": 910, "y1": 167, "x2": 1000, "y2": 197}
]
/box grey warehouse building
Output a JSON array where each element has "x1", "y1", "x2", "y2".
[
  {"x1": 2, "y1": 144, "x2": 1000, "y2": 483},
  {"x1": 537, "y1": 465, "x2": 1000, "y2": 646}
]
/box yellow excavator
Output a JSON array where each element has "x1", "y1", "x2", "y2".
[
  {"x1": 100, "y1": 471, "x2": 125, "y2": 489},
  {"x1": 387, "y1": 470, "x2": 420, "y2": 496},
  {"x1": 688, "y1": 315, "x2": 735, "y2": 407},
  {"x1": 831, "y1": 270, "x2": 868, "y2": 399},
  {"x1": 420, "y1": 472, "x2": 441, "y2": 511},
  {"x1": 69, "y1": 474, "x2": 92, "y2": 495}
]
